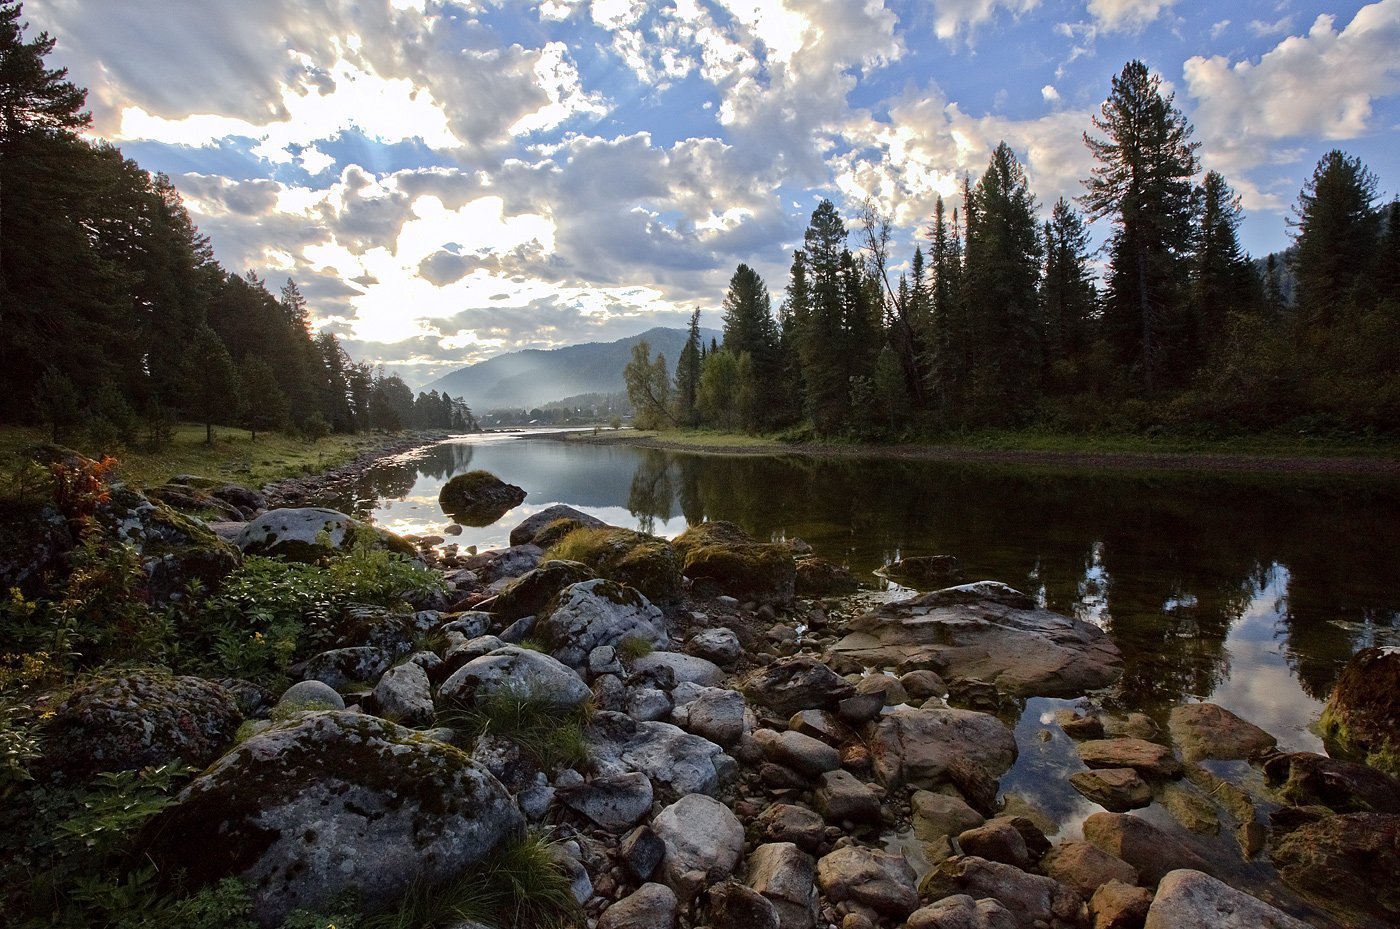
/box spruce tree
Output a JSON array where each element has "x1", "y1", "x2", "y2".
[
  {"x1": 1041, "y1": 197, "x2": 1096, "y2": 387},
  {"x1": 673, "y1": 308, "x2": 702, "y2": 427},
  {"x1": 1289, "y1": 150, "x2": 1380, "y2": 326},
  {"x1": 240, "y1": 356, "x2": 288, "y2": 440},
  {"x1": 188, "y1": 326, "x2": 240, "y2": 444},
  {"x1": 1190, "y1": 171, "x2": 1253, "y2": 364}
]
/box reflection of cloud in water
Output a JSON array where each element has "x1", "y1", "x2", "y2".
[
  {"x1": 998, "y1": 697, "x2": 1103, "y2": 842},
  {"x1": 1076, "y1": 541, "x2": 1111, "y2": 630},
  {"x1": 1207, "y1": 563, "x2": 1325, "y2": 753}
]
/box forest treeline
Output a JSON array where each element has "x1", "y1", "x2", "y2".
[
  {"x1": 0, "y1": 5, "x2": 475, "y2": 445},
  {"x1": 628, "y1": 61, "x2": 1400, "y2": 440}
]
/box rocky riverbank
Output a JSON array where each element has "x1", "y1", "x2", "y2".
[{"x1": 5, "y1": 451, "x2": 1397, "y2": 929}]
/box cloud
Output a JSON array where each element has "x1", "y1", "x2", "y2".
[
  {"x1": 1249, "y1": 15, "x2": 1296, "y2": 38},
  {"x1": 927, "y1": 0, "x2": 1041, "y2": 41},
  {"x1": 1210, "y1": 19, "x2": 1231, "y2": 39},
  {"x1": 1086, "y1": 0, "x2": 1177, "y2": 33},
  {"x1": 1184, "y1": 1, "x2": 1400, "y2": 180},
  {"x1": 1042, "y1": 84, "x2": 1061, "y2": 102}
]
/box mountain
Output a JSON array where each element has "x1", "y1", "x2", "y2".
[{"x1": 424, "y1": 326, "x2": 720, "y2": 411}]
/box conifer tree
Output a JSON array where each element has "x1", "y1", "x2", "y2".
[
  {"x1": 1041, "y1": 198, "x2": 1096, "y2": 386},
  {"x1": 240, "y1": 356, "x2": 288, "y2": 440},
  {"x1": 188, "y1": 326, "x2": 240, "y2": 444},
  {"x1": 674, "y1": 309, "x2": 702, "y2": 427},
  {"x1": 1190, "y1": 171, "x2": 1253, "y2": 363},
  {"x1": 1289, "y1": 150, "x2": 1380, "y2": 327}
]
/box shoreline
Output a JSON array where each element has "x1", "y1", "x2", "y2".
[{"x1": 534, "y1": 429, "x2": 1400, "y2": 477}]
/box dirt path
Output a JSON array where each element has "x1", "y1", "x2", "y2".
[{"x1": 536, "y1": 430, "x2": 1400, "y2": 477}]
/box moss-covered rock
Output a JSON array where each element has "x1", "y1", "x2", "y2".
[
  {"x1": 0, "y1": 501, "x2": 72, "y2": 596},
  {"x1": 1319, "y1": 647, "x2": 1400, "y2": 778},
  {"x1": 538, "y1": 578, "x2": 670, "y2": 669},
  {"x1": 1271, "y1": 812, "x2": 1400, "y2": 926},
  {"x1": 795, "y1": 556, "x2": 861, "y2": 596},
  {"x1": 42, "y1": 669, "x2": 243, "y2": 776},
  {"x1": 545, "y1": 527, "x2": 681, "y2": 603},
  {"x1": 509, "y1": 504, "x2": 606, "y2": 546},
  {"x1": 98, "y1": 484, "x2": 243, "y2": 601},
  {"x1": 141, "y1": 711, "x2": 524, "y2": 927},
  {"x1": 234, "y1": 507, "x2": 411, "y2": 562},
  {"x1": 673, "y1": 521, "x2": 795, "y2": 606},
  {"x1": 439, "y1": 470, "x2": 527, "y2": 526},
  {"x1": 489, "y1": 559, "x2": 599, "y2": 621},
  {"x1": 876, "y1": 555, "x2": 962, "y2": 589}
]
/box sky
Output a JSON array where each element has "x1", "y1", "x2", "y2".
[{"x1": 29, "y1": 0, "x2": 1400, "y2": 388}]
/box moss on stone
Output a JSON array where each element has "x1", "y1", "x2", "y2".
[
  {"x1": 544, "y1": 526, "x2": 680, "y2": 602},
  {"x1": 673, "y1": 520, "x2": 796, "y2": 606}
]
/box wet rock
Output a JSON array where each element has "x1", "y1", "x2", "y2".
[
  {"x1": 1144, "y1": 869, "x2": 1311, "y2": 929},
  {"x1": 1160, "y1": 782, "x2": 1219, "y2": 834},
  {"x1": 924, "y1": 855, "x2": 1084, "y2": 929},
  {"x1": 510, "y1": 505, "x2": 606, "y2": 547},
  {"x1": 957, "y1": 820, "x2": 1029, "y2": 869},
  {"x1": 708, "y1": 882, "x2": 781, "y2": 929},
  {"x1": 912, "y1": 790, "x2": 985, "y2": 841},
  {"x1": 831, "y1": 582, "x2": 1121, "y2": 698},
  {"x1": 869, "y1": 706, "x2": 1018, "y2": 791},
  {"x1": 855, "y1": 672, "x2": 911, "y2": 706},
  {"x1": 620, "y1": 825, "x2": 666, "y2": 881},
  {"x1": 1082, "y1": 812, "x2": 1215, "y2": 885},
  {"x1": 277, "y1": 680, "x2": 345, "y2": 712},
  {"x1": 815, "y1": 769, "x2": 882, "y2": 825},
  {"x1": 235, "y1": 506, "x2": 410, "y2": 561},
  {"x1": 816, "y1": 846, "x2": 920, "y2": 918},
  {"x1": 673, "y1": 521, "x2": 796, "y2": 606},
  {"x1": 1040, "y1": 841, "x2": 1138, "y2": 900},
  {"x1": 1319, "y1": 647, "x2": 1400, "y2": 777},
  {"x1": 795, "y1": 556, "x2": 861, "y2": 596},
  {"x1": 757, "y1": 803, "x2": 828, "y2": 852},
  {"x1": 1057, "y1": 711, "x2": 1106, "y2": 740},
  {"x1": 1168, "y1": 703, "x2": 1277, "y2": 763},
  {"x1": 900, "y1": 669, "x2": 948, "y2": 700},
  {"x1": 1261, "y1": 750, "x2": 1400, "y2": 814},
  {"x1": 437, "y1": 645, "x2": 590, "y2": 710},
  {"x1": 686, "y1": 627, "x2": 743, "y2": 665},
  {"x1": 599, "y1": 882, "x2": 678, "y2": 929},
  {"x1": 538, "y1": 579, "x2": 670, "y2": 669},
  {"x1": 43, "y1": 670, "x2": 241, "y2": 776},
  {"x1": 141, "y1": 711, "x2": 522, "y2": 927},
  {"x1": 744, "y1": 656, "x2": 855, "y2": 716},
  {"x1": 1103, "y1": 712, "x2": 1159, "y2": 741},
  {"x1": 747, "y1": 842, "x2": 819, "y2": 929},
  {"x1": 1270, "y1": 812, "x2": 1400, "y2": 926},
  {"x1": 1069, "y1": 767, "x2": 1153, "y2": 812},
  {"x1": 1090, "y1": 880, "x2": 1153, "y2": 929},
  {"x1": 653, "y1": 793, "x2": 744, "y2": 888},
  {"x1": 558, "y1": 771, "x2": 654, "y2": 832},
  {"x1": 755, "y1": 728, "x2": 842, "y2": 778},
  {"x1": 488, "y1": 560, "x2": 598, "y2": 621},
  {"x1": 587, "y1": 711, "x2": 729, "y2": 800},
  {"x1": 631, "y1": 651, "x2": 725, "y2": 687},
  {"x1": 370, "y1": 661, "x2": 434, "y2": 727},
  {"x1": 546, "y1": 526, "x2": 682, "y2": 602},
  {"x1": 1077, "y1": 738, "x2": 1182, "y2": 780},
  {"x1": 906, "y1": 894, "x2": 1018, "y2": 929},
  {"x1": 302, "y1": 646, "x2": 393, "y2": 691},
  {"x1": 877, "y1": 555, "x2": 962, "y2": 588},
  {"x1": 438, "y1": 470, "x2": 526, "y2": 526}
]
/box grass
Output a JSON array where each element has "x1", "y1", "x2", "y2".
[
  {"x1": 439, "y1": 689, "x2": 592, "y2": 772},
  {"x1": 0, "y1": 423, "x2": 412, "y2": 492},
  {"x1": 615, "y1": 635, "x2": 654, "y2": 660}
]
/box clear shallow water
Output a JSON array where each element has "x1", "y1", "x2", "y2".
[{"x1": 327, "y1": 432, "x2": 1400, "y2": 839}]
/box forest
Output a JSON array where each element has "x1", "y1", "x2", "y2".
[
  {"x1": 0, "y1": 6, "x2": 474, "y2": 446},
  {"x1": 628, "y1": 61, "x2": 1400, "y2": 441}
]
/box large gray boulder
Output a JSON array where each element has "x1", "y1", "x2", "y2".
[
  {"x1": 438, "y1": 645, "x2": 590, "y2": 710},
  {"x1": 539, "y1": 579, "x2": 670, "y2": 669},
  {"x1": 746, "y1": 842, "x2": 818, "y2": 929},
  {"x1": 830, "y1": 582, "x2": 1121, "y2": 697},
  {"x1": 235, "y1": 506, "x2": 410, "y2": 561},
  {"x1": 631, "y1": 651, "x2": 725, "y2": 688},
  {"x1": 438, "y1": 470, "x2": 526, "y2": 526},
  {"x1": 98, "y1": 483, "x2": 243, "y2": 601},
  {"x1": 587, "y1": 711, "x2": 730, "y2": 800},
  {"x1": 816, "y1": 846, "x2": 920, "y2": 918},
  {"x1": 558, "y1": 771, "x2": 655, "y2": 832},
  {"x1": 510, "y1": 504, "x2": 607, "y2": 547},
  {"x1": 743, "y1": 657, "x2": 855, "y2": 717},
  {"x1": 673, "y1": 687, "x2": 747, "y2": 746},
  {"x1": 488, "y1": 560, "x2": 597, "y2": 621},
  {"x1": 300, "y1": 646, "x2": 393, "y2": 690},
  {"x1": 370, "y1": 661, "x2": 434, "y2": 727},
  {"x1": 1144, "y1": 870, "x2": 1311, "y2": 929},
  {"x1": 1168, "y1": 702, "x2": 1277, "y2": 763},
  {"x1": 599, "y1": 882, "x2": 678, "y2": 929},
  {"x1": 653, "y1": 794, "x2": 744, "y2": 888},
  {"x1": 870, "y1": 706, "x2": 1018, "y2": 791},
  {"x1": 142, "y1": 711, "x2": 522, "y2": 927},
  {"x1": 923, "y1": 856, "x2": 1084, "y2": 929}
]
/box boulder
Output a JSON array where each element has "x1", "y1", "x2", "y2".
[
  {"x1": 587, "y1": 711, "x2": 730, "y2": 800},
  {"x1": 511, "y1": 505, "x2": 606, "y2": 547},
  {"x1": 1069, "y1": 767, "x2": 1153, "y2": 811},
  {"x1": 957, "y1": 820, "x2": 1030, "y2": 869},
  {"x1": 673, "y1": 521, "x2": 796, "y2": 606},
  {"x1": 370, "y1": 661, "x2": 434, "y2": 727},
  {"x1": 1270, "y1": 812, "x2": 1400, "y2": 926},
  {"x1": 1040, "y1": 841, "x2": 1138, "y2": 900},
  {"x1": 923, "y1": 856, "x2": 1084, "y2": 929},
  {"x1": 0, "y1": 501, "x2": 72, "y2": 597},
  {"x1": 1168, "y1": 703, "x2": 1277, "y2": 763},
  {"x1": 98, "y1": 484, "x2": 243, "y2": 601},
  {"x1": 558, "y1": 771, "x2": 654, "y2": 832},
  {"x1": 488, "y1": 560, "x2": 598, "y2": 621},
  {"x1": 757, "y1": 804, "x2": 828, "y2": 852},
  {"x1": 539, "y1": 579, "x2": 670, "y2": 669},
  {"x1": 620, "y1": 826, "x2": 667, "y2": 881},
  {"x1": 1089, "y1": 881, "x2": 1153, "y2": 929},
  {"x1": 743, "y1": 657, "x2": 855, "y2": 717},
  {"x1": 814, "y1": 769, "x2": 881, "y2": 825},
  {"x1": 677, "y1": 687, "x2": 747, "y2": 746},
  {"x1": 754, "y1": 728, "x2": 842, "y2": 778},
  {"x1": 235, "y1": 506, "x2": 410, "y2": 561},
  {"x1": 912, "y1": 790, "x2": 985, "y2": 841},
  {"x1": 877, "y1": 555, "x2": 962, "y2": 588},
  {"x1": 276, "y1": 680, "x2": 345, "y2": 712},
  {"x1": 631, "y1": 651, "x2": 725, "y2": 687},
  {"x1": 545, "y1": 526, "x2": 681, "y2": 602},
  {"x1": 438, "y1": 470, "x2": 526, "y2": 526},
  {"x1": 1318, "y1": 647, "x2": 1400, "y2": 777},
  {"x1": 686, "y1": 627, "x2": 743, "y2": 666},
  {"x1": 301, "y1": 646, "x2": 393, "y2": 690},
  {"x1": 906, "y1": 895, "x2": 1018, "y2": 929},
  {"x1": 437, "y1": 645, "x2": 590, "y2": 711},
  {"x1": 794, "y1": 557, "x2": 860, "y2": 596},
  {"x1": 1144, "y1": 869, "x2": 1311, "y2": 929},
  {"x1": 869, "y1": 706, "x2": 1017, "y2": 791},
  {"x1": 43, "y1": 670, "x2": 241, "y2": 776},
  {"x1": 459, "y1": 543, "x2": 544, "y2": 583},
  {"x1": 653, "y1": 794, "x2": 744, "y2": 888},
  {"x1": 747, "y1": 842, "x2": 818, "y2": 929},
  {"x1": 816, "y1": 846, "x2": 920, "y2": 917},
  {"x1": 1261, "y1": 750, "x2": 1400, "y2": 814},
  {"x1": 1081, "y1": 812, "x2": 1215, "y2": 885},
  {"x1": 708, "y1": 882, "x2": 781, "y2": 929},
  {"x1": 1076, "y1": 738, "x2": 1182, "y2": 779},
  {"x1": 830, "y1": 582, "x2": 1121, "y2": 698},
  {"x1": 141, "y1": 711, "x2": 522, "y2": 927},
  {"x1": 599, "y1": 882, "x2": 678, "y2": 929}
]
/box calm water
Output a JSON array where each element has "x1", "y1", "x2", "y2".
[{"x1": 327, "y1": 432, "x2": 1400, "y2": 839}]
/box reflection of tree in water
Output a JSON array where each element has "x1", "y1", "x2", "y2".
[
  {"x1": 627, "y1": 450, "x2": 676, "y2": 535},
  {"x1": 413, "y1": 443, "x2": 475, "y2": 481}
]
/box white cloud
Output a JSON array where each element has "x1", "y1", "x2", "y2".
[
  {"x1": 1086, "y1": 0, "x2": 1176, "y2": 33},
  {"x1": 1210, "y1": 19, "x2": 1231, "y2": 39},
  {"x1": 1249, "y1": 15, "x2": 1296, "y2": 38},
  {"x1": 1042, "y1": 84, "x2": 1060, "y2": 102},
  {"x1": 927, "y1": 0, "x2": 1040, "y2": 41},
  {"x1": 508, "y1": 42, "x2": 609, "y2": 135}
]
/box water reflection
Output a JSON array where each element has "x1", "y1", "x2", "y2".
[{"x1": 325, "y1": 434, "x2": 1400, "y2": 755}]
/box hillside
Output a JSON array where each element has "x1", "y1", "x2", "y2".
[{"x1": 425, "y1": 326, "x2": 719, "y2": 411}]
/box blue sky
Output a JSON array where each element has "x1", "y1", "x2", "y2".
[{"x1": 31, "y1": 0, "x2": 1400, "y2": 387}]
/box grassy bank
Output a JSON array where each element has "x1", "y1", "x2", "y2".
[{"x1": 0, "y1": 423, "x2": 427, "y2": 491}]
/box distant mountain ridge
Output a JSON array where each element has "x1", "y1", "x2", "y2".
[{"x1": 424, "y1": 326, "x2": 719, "y2": 411}]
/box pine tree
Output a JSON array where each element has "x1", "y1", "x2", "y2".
[
  {"x1": 33, "y1": 368, "x2": 80, "y2": 442},
  {"x1": 674, "y1": 308, "x2": 702, "y2": 427},
  {"x1": 240, "y1": 356, "x2": 288, "y2": 440},
  {"x1": 720, "y1": 264, "x2": 779, "y2": 407},
  {"x1": 1041, "y1": 197, "x2": 1096, "y2": 386},
  {"x1": 1289, "y1": 150, "x2": 1380, "y2": 327},
  {"x1": 1081, "y1": 60, "x2": 1199, "y2": 394},
  {"x1": 795, "y1": 200, "x2": 853, "y2": 434},
  {"x1": 188, "y1": 326, "x2": 240, "y2": 443},
  {"x1": 1190, "y1": 170, "x2": 1253, "y2": 364}
]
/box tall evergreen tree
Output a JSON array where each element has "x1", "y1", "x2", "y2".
[
  {"x1": 674, "y1": 308, "x2": 702, "y2": 427},
  {"x1": 1041, "y1": 197, "x2": 1097, "y2": 386},
  {"x1": 1289, "y1": 150, "x2": 1380, "y2": 326},
  {"x1": 1189, "y1": 171, "x2": 1253, "y2": 363},
  {"x1": 795, "y1": 200, "x2": 853, "y2": 434},
  {"x1": 188, "y1": 326, "x2": 240, "y2": 443},
  {"x1": 239, "y1": 356, "x2": 288, "y2": 440},
  {"x1": 1081, "y1": 60, "x2": 1200, "y2": 394}
]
